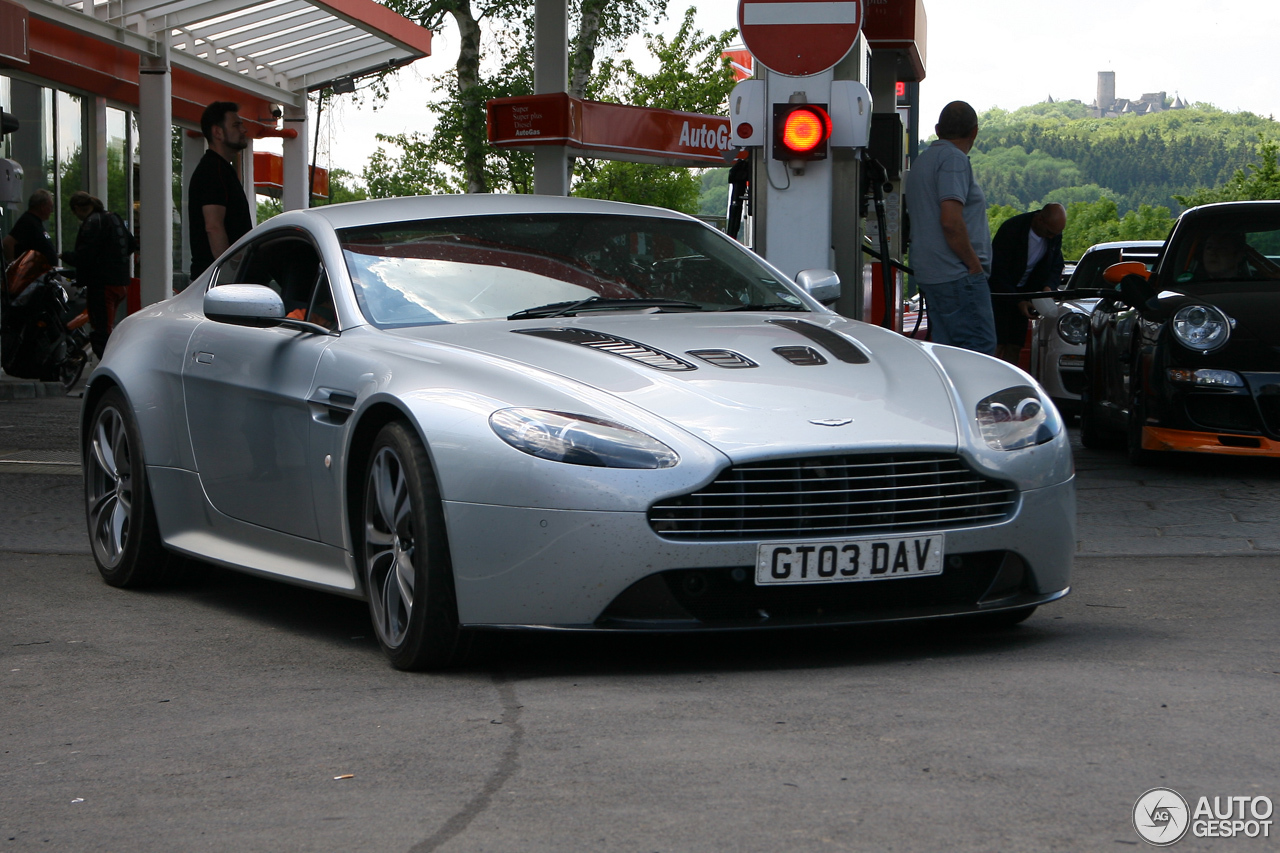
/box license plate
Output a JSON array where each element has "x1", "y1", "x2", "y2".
[{"x1": 755, "y1": 534, "x2": 945, "y2": 586}]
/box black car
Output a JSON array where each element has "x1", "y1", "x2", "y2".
[{"x1": 1080, "y1": 201, "x2": 1280, "y2": 464}]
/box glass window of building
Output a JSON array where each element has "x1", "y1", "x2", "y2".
[{"x1": 55, "y1": 90, "x2": 84, "y2": 253}]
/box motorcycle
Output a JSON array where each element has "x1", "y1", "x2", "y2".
[{"x1": 2, "y1": 256, "x2": 93, "y2": 391}]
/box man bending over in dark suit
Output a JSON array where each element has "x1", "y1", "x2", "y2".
[{"x1": 988, "y1": 203, "x2": 1067, "y2": 364}]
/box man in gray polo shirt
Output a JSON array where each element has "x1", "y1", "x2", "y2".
[{"x1": 904, "y1": 101, "x2": 996, "y2": 355}]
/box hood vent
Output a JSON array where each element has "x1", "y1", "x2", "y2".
[
  {"x1": 687, "y1": 349, "x2": 758, "y2": 369},
  {"x1": 768, "y1": 318, "x2": 869, "y2": 364},
  {"x1": 773, "y1": 346, "x2": 827, "y2": 366},
  {"x1": 513, "y1": 327, "x2": 697, "y2": 371}
]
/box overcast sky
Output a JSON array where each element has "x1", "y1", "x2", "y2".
[{"x1": 311, "y1": 0, "x2": 1280, "y2": 177}]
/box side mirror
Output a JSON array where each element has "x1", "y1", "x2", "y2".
[
  {"x1": 1102, "y1": 261, "x2": 1149, "y2": 285},
  {"x1": 1118, "y1": 273, "x2": 1163, "y2": 317},
  {"x1": 203, "y1": 284, "x2": 285, "y2": 327},
  {"x1": 796, "y1": 268, "x2": 841, "y2": 305}
]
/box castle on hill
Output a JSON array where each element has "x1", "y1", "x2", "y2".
[{"x1": 1085, "y1": 71, "x2": 1188, "y2": 117}]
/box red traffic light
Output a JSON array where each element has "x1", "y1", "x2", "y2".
[{"x1": 773, "y1": 104, "x2": 831, "y2": 161}]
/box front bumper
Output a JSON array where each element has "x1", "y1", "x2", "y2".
[
  {"x1": 443, "y1": 477, "x2": 1075, "y2": 628},
  {"x1": 1147, "y1": 370, "x2": 1280, "y2": 456}
]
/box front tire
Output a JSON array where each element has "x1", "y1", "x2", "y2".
[
  {"x1": 84, "y1": 387, "x2": 173, "y2": 587},
  {"x1": 362, "y1": 421, "x2": 465, "y2": 671},
  {"x1": 1078, "y1": 392, "x2": 1108, "y2": 449}
]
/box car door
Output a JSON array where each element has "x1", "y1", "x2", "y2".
[{"x1": 182, "y1": 230, "x2": 334, "y2": 541}]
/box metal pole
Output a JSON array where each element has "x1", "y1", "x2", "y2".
[
  {"x1": 533, "y1": 0, "x2": 569, "y2": 196},
  {"x1": 137, "y1": 37, "x2": 173, "y2": 306}
]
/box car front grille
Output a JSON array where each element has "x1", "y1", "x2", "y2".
[
  {"x1": 1185, "y1": 394, "x2": 1261, "y2": 433},
  {"x1": 1256, "y1": 396, "x2": 1280, "y2": 436},
  {"x1": 648, "y1": 453, "x2": 1017, "y2": 541}
]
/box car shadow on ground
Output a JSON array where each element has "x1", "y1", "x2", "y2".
[{"x1": 156, "y1": 559, "x2": 1071, "y2": 676}]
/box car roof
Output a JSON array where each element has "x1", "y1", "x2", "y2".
[
  {"x1": 1183, "y1": 200, "x2": 1280, "y2": 217},
  {"x1": 1080, "y1": 240, "x2": 1165, "y2": 254},
  {"x1": 267, "y1": 194, "x2": 696, "y2": 231}
]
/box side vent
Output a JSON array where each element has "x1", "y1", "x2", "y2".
[
  {"x1": 513, "y1": 327, "x2": 697, "y2": 371},
  {"x1": 687, "y1": 349, "x2": 759, "y2": 369},
  {"x1": 773, "y1": 346, "x2": 827, "y2": 366},
  {"x1": 767, "y1": 318, "x2": 869, "y2": 363}
]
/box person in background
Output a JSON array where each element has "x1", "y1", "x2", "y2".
[
  {"x1": 1200, "y1": 231, "x2": 1249, "y2": 281},
  {"x1": 903, "y1": 101, "x2": 996, "y2": 355},
  {"x1": 987, "y1": 203, "x2": 1068, "y2": 364},
  {"x1": 3, "y1": 189, "x2": 56, "y2": 267},
  {"x1": 188, "y1": 101, "x2": 252, "y2": 280},
  {"x1": 59, "y1": 191, "x2": 135, "y2": 359}
]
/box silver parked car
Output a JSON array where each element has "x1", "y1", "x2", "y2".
[
  {"x1": 1029, "y1": 240, "x2": 1163, "y2": 416},
  {"x1": 82, "y1": 195, "x2": 1075, "y2": 670}
]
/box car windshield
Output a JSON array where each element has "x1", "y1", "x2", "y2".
[
  {"x1": 1067, "y1": 245, "x2": 1159, "y2": 290},
  {"x1": 338, "y1": 213, "x2": 802, "y2": 327},
  {"x1": 1166, "y1": 209, "x2": 1280, "y2": 293}
]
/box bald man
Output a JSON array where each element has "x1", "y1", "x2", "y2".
[{"x1": 988, "y1": 203, "x2": 1068, "y2": 364}]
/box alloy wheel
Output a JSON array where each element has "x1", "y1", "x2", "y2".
[
  {"x1": 364, "y1": 445, "x2": 417, "y2": 648},
  {"x1": 86, "y1": 404, "x2": 133, "y2": 568}
]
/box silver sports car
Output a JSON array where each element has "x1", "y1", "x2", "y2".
[
  {"x1": 81, "y1": 195, "x2": 1075, "y2": 669},
  {"x1": 1029, "y1": 240, "x2": 1163, "y2": 416}
]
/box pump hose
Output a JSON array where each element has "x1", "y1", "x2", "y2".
[{"x1": 861, "y1": 153, "x2": 895, "y2": 328}]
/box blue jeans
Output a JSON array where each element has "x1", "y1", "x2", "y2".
[{"x1": 919, "y1": 272, "x2": 997, "y2": 355}]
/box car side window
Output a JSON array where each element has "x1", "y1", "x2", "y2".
[
  {"x1": 305, "y1": 270, "x2": 338, "y2": 330},
  {"x1": 210, "y1": 244, "x2": 251, "y2": 288},
  {"x1": 232, "y1": 234, "x2": 325, "y2": 315}
]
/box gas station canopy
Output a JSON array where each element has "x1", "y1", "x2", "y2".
[{"x1": 7, "y1": 0, "x2": 433, "y2": 106}]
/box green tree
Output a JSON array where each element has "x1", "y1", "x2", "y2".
[
  {"x1": 1060, "y1": 198, "x2": 1173, "y2": 259},
  {"x1": 987, "y1": 203, "x2": 1022, "y2": 238},
  {"x1": 572, "y1": 7, "x2": 735, "y2": 212},
  {"x1": 699, "y1": 168, "x2": 729, "y2": 217},
  {"x1": 1175, "y1": 138, "x2": 1280, "y2": 206},
  {"x1": 972, "y1": 103, "x2": 1277, "y2": 215},
  {"x1": 371, "y1": 0, "x2": 667, "y2": 194},
  {"x1": 572, "y1": 162, "x2": 700, "y2": 211}
]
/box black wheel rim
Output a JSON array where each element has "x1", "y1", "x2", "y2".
[
  {"x1": 364, "y1": 445, "x2": 417, "y2": 648},
  {"x1": 86, "y1": 404, "x2": 132, "y2": 568}
]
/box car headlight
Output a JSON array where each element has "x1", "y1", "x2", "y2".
[
  {"x1": 489, "y1": 408, "x2": 679, "y2": 468},
  {"x1": 1056, "y1": 311, "x2": 1089, "y2": 345},
  {"x1": 1171, "y1": 304, "x2": 1231, "y2": 352},
  {"x1": 975, "y1": 385, "x2": 1061, "y2": 451},
  {"x1": 1166, "y1": 368, "x2": 1244, "y2": 387}
]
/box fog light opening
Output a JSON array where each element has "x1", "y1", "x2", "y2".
[{"x1": 682, "y1": 572, "x2": 710, "y2": 597}]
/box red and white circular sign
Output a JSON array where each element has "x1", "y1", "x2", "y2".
[{"x1": 738, "y1": 0, "x2": 863, "y2": 78}]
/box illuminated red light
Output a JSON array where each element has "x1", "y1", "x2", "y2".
[{"x1": 782, "y1": 108, "x2": 829, "y2": 153}]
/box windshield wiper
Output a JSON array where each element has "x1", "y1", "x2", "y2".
[
  {"x1": 508, "y1": 297, "x2": 702, "y2": 320},
  {"x1": 721, "y1": 302, "x2": 810, "y2": 312}
]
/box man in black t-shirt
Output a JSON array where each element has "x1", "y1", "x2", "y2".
[
  {"x1": 188, "y1": 101, "x2": 253, "y2": 280},
  {"x1": 3, "y1": 189, "x2": 56, "y2": 267}
]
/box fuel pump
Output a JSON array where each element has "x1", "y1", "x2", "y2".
[{"x1": 728, "y1": 71, "x2": 872, "y2": 308}]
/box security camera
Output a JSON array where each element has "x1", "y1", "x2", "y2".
[{"x1": 270, "y1": 105, "x2": 284, "y2": 119}]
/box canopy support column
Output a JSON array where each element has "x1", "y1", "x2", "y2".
[
  {"x1": 138, "y1": 37, "x2": 173, "y2": 305},
  {"x1": 241, "y1": 137, "x2": 256, "y2": 226},
  {"x1": 533, "y1": 0, "x2": 568, "y2": 196},
  {"x1": 282, "y1": 100, "x2": 309, "y2": 211}
]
